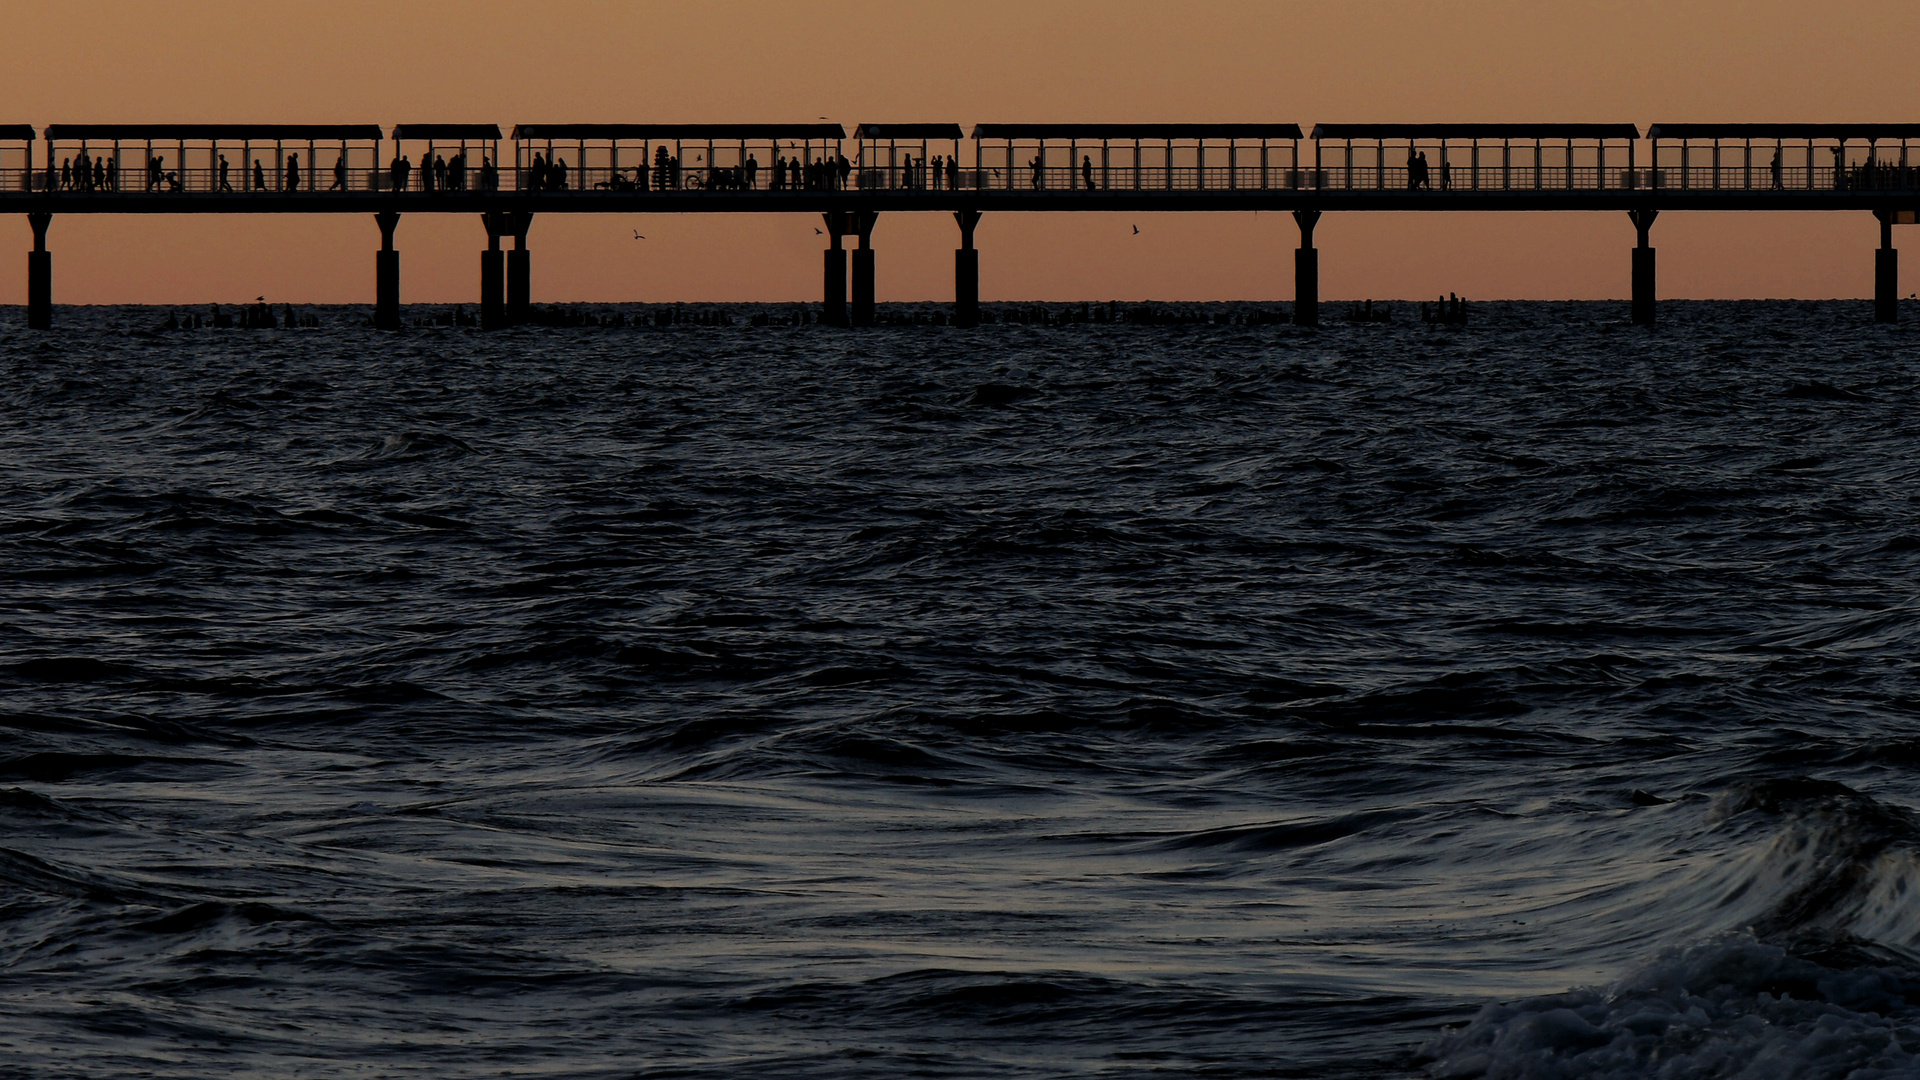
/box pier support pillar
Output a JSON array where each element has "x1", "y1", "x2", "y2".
[
  {"x1": 1629, "y1": 209, "x2": 1657, "y2": 326},
  {"x1": 822, "y1": 212, "x2": 848, "y2": 327},
  {"x1": 480, "y1": 211, "x2": 530, "y2": 329},
  {"x1": 1292, "y1": 209, "x2": 1320, "y2": 327},
  {"x1": 851, "y1": 210, "x2": 879, "y2": 327},
  {"x1": 1875, "y1": 211, "x2": 1898, "y2": 324},
  {"x1": 954, "y1": 209, "x2": 981, "y2": 328},
  {"x1": 26, "y1": 212, "x2": 50, "y2": 331},
  {"x1": 374, "y1": 211, "x2": 401, "y2": 330}
]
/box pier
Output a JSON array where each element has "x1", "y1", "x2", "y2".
[{"x1": 8, "y1": 121, "x2": 1920, "y2": 328}]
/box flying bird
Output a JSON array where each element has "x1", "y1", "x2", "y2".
[
  {"x1": 1132, "y1": 225, "x2": 1139, "y2": 235},
  {"x1": 814, "y1": 228, "x2": 823, "y2": 235},
  {"x1": 633, "y1": 230, "x2": 646, "y2": 240}
]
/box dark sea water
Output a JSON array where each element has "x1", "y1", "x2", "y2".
[{"x1": 6, "y1": 300, "x2": 1920, "y2": 1078}]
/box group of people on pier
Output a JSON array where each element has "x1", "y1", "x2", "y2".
[
  {"x1": 52, "y1": 151, "x2": 116, "y2": 192},
  {"x1": 882, "y1": 154, "x2": 959, "y2": 190},
  {"x1": 390, "y1": 150, "x2": 495, "y2": 193},
  {"x1": 770, "y1": 152, "x2": 850, "y2": 191}
]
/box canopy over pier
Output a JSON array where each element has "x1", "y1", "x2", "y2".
[
  {"x1": 509, "y1": 124, "x2": 847, "y2": 192},
  {"x1": 1309, "y1": 124, "x2": 1643, "y2": 191},
  {"x1": 0, "y1": 127, "x2": 34, "y2": 192},
  {"x1": 41, "y1": 124, "x2": 385, "y2": 194},
  {"x1": 1645, "y1": 125, "x2": 1920, "y2": 191},
  {"x1": 969, "y1": 124, "x2": 1305, "y2": 192}
]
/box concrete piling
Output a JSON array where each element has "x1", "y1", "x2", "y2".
[
  {"x1": 374, "y1": 211, "x2": 400, "y2": 330},
  {"x1": 26, "y1": 212, "x2": 50, "y2": 330},
  {"x1": 1292, "y1": 209, "x2": 1320, "y2": 327},
  {"x1": 1630, "y1": 208, "x2": 1657, "y2": 326},
  {"x1": 954, "y1": 209, "x2": 981, "y2": 328}
]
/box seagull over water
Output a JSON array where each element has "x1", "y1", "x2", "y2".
[{"x1": 633, "y1": 230, "x2": 645, "y2": 240}]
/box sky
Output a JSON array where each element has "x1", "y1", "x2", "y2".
[{"x1": 3, "y1": 0, "x2": 1917, "y2": 305}]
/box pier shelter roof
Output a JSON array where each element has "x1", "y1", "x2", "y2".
[
  {"x1": 392, "y1": 125, "x2": 503, "y2": 141},
  {"x1": 43, "y1": 124, "x2": 384, "y2": 143},
  {"x1": 971, "y1": 124, "x2": 1302, "y2": 141},
  {"x1": 1646, "y1": 124, "x2": 1920, "y2": 142},
  {"x1": 1311, "y1": 124, "x2": 1639, "y2": 141},
  {"x1": 0, "y1": 126, "x2": 35, "y2": 141},
  {"x1": 511, "y1": 124, "x2": 845, "y2": 142}
]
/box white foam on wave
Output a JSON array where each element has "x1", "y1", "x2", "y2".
[{"x1": 1424, "y1": 933, "x2": 1920, "y2": 1079}]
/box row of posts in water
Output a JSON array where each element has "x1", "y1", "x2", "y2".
[{"x1": 151, "y1": 300, "x2": 1493, "y2": 331}]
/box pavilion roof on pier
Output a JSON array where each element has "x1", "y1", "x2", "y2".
[
  {"x1": 510, "y1": 124, "x2": 845, "y2": 141},
  {"x1": 43, "y1": 125, "x2": 384, "y2": 142},
  {"x1": 970, "y1": 124, "x2": 1303, "y2": 141},
  {"x1": 1310, "y1": 124, "x2": 1640, "y2": 141},
  {"x1": 1646, "y1": 124, "x2": 1920, "y2": 141}
]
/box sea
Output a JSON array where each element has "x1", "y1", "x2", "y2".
[{"x1": 5, "y1": 299, "x2": 1920, "y2": 1079}]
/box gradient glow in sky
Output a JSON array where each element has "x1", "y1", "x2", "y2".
[{"x1": 4, "y1": 0, "x2": 1916, "y2": 304}]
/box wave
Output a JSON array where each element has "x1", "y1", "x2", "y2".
[{"x1": 1425, "y1": 778, "x2": 1920, "y2": 1079}]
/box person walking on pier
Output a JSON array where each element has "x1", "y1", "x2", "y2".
[
  {"x1": 1030, "y1": 154, "x2": 1044, "y2": 189},
  {"x1": 285, "y1": 153, "x2": 300, "y2": 192},
  {"x1": 551, "y1": 156, "x2": 568, "y2": 191},
  {"x1": 331, "y1": 154, "x2": 347, "y2": 191},
  {"x1": 1082, "y1": 154, "x2": 1095, "y2": 190},
  {"x1": 60, "y1": 158, "x2": 71, "y2": 192},
  {"x1": 219, "y1": 154, "x2": 233, "y2": 192},
  {"x1": 1771, "y1": 146, "x2": 1783, "y2": 189},
  {"x1": 105, "y1": 157, "x2": 117, "y2": 192},
  {"x1": 255, "y1": 159, "x2": 268, "y2": 192}
]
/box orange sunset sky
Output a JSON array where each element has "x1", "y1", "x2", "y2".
[{"x1": 4, "y1": 0, "x2": 1917, "y2": 306}]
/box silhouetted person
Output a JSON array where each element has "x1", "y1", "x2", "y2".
[
  {"x1": 1083, "y1": 154, "x2": 1095, "y2": 189},
  {"x1": 434, "y1": 153, "x2": 447, "y2": 191},
  {"x1": 255, "y1": 160, "x2": 268, "y2": 191},
  {"x1": 219, "y1": 154, "x2": 233, "y2": 192},
  {"x1": 947, "y1": 155, "x2": 959, "y2": 189},
  {"x1": 285, "y1": 153, "x2": 300, "y2": 191},
  {"x1": 482, "y1": 156, "x2": 498, "y2": 191},
  {"x1": 92, "y1": 155, "x2": 106, "y2": 191},
  {"x1": 1030, "y1": 155, "x2": 1043, "y2": 189},
  {"x1": 147, "y1": 155, "x2": 162, "y2": 192},
  {"x1": 331, "y1": 154, "x2": 346, "y2": 190},
  {"x1": 105, "y1": 158, "x2": 117, "y2": 191},
  {"x1": 552, "y1": 156, "x2": 568, "y2": 190},
  {"x1": 1440, "y1": 157, "x2": 1451, "y2": 190},
  {"x1": 1771, "y1": 147, "x2": 1783, "y2": 189},
  {"x1": 60, "y1": 158, "x2": 71, "y2": 191},
  {"x1": 837, "y1": 153, "x2": 850, "y2": 190},
  {"x1": 1833, "y1": 146, "x2": 1845, "y2": 190}
]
